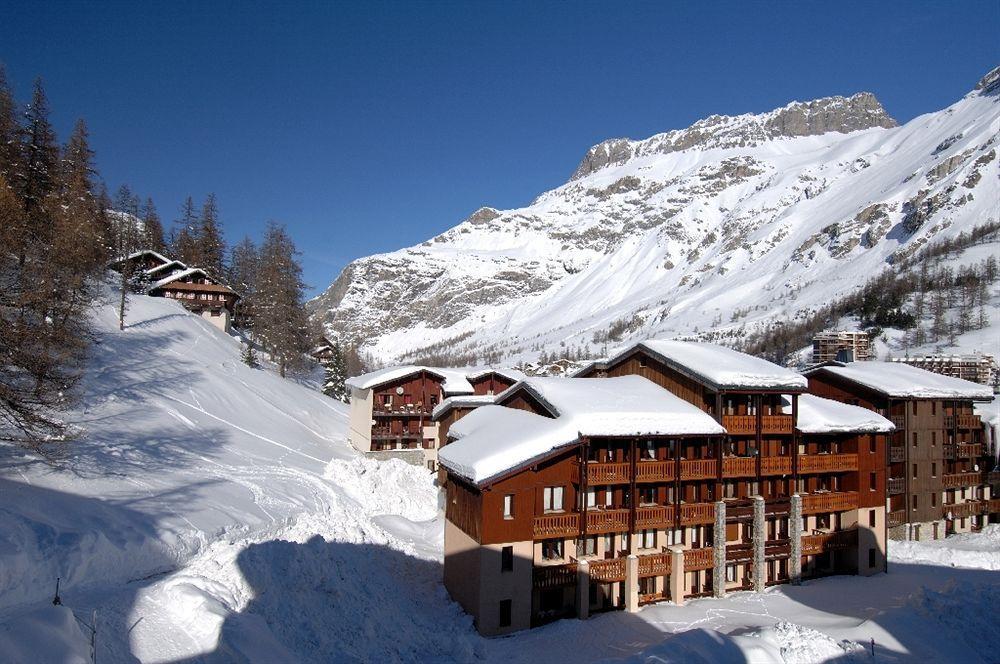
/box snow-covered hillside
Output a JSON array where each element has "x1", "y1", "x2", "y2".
[{"x1": 312, "y1": 66, "x2": 1000, "y2": 365}]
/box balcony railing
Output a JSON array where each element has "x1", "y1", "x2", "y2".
[
  {"x1": 721, "y1": 414, "x2": 794, "y2": 435},
  {"x1": 722, "y1": 456, "x2": 756, "y2": 478},
  {"x1": 890, "y1": 415, "x2": 905, "y2": 428},
  {"x1": 636, "y1": 460, "x2": 676, "y2": 483},
  {"x1": 533, "y1": 513, "x2": 580, "y2": 538},
  {"x1": 801, "y1": 529, "x2": 858, "y2": 556},
  {"x1": 888, "y1": 510, "x2": 906, "y2": 527},
  {"x1": 726, "y1": 544, "x2": 753, "y2": 564},
  {"x1": 957, "y1": 444, "x2": 983, "y2": 458},
  {"x1": 683, "y1": 547, "x2": 715, "y2": 571},
  {"x1": 586, "y1": 462, "x2": 631, "y2": 485},
  {"x1": 635, "y1": 505, "x2": 674, "y2": 529},
  {"x1": 942, "y1": 472, "x2": 985, "y2": 489},
  {"x1": 679, "y1": 459, "x2": 717, "y2": 480},
  {"x1": 944, "y1": 501, "x2": 985, "y2": 519},
  {"x1": 943, "y1": 445, "x2": 956, "y2": 460},
  {"x1": 586, "y1": 509, "x2": 630, "y2": 534},
  {"x1": 890, "y1": 445, "x2": 905, "y2": 463},
  {"x1": 533, "y1": 563, "x2": 577, "y2": 589},
  {"x1": 765, "y1": 539, "x2": 792, "y2": 560},
  {"x1": 887, "y1": 477, "x2": 905, "y2": 495},
  {"x1": 798, "y1": 453, "x2": 858, "y2": 473},
  {"x1": 680, "y1": 502, "x2": 717, "y2": 525},
  {"x1": 589, "y1": 557, "x2": 626, "y2": 583},
  {"x1": 801, "y1": 491, "x2": 859, "y2": 514},
  {"x1": 761, "y1": 456, "x2": 792, "y2": 475},
  {"x1": 638, "y1": 552, "x2": 672, "y2": 577},
  {"x1": 945, "y1": 414, "x2": 981, "y2": 429}
]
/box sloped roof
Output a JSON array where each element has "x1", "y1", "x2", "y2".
[
  {"x1": 346, "y1": 365, "x2": 523, "y2": 395},
  {"x1": 785, "y1": 394, "x2": 895, "y2": 434},
  {"x1": 431, "y1": 394, "x2": 498, "y2": 420},
  {"x1": 805, "y1": 361, "x2": 994, "y2": 400}
]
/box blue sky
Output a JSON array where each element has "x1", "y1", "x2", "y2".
[{"x1": 2, "y1": 1, "x2": 997, "y2": 295}]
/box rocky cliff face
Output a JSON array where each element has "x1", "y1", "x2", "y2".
[{"x1": 310, "y1": 71, "x2": 999, "y2": 365}]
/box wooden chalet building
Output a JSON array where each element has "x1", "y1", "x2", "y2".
[
  {"x1": 148, "y1": 267, "x2": 239, "y2": 333},
  {"x1": 345, "y1": 366, "x2": 522, "y2": 471},
  {"x1": 804, "y1": 361, "x2": 999, "y2": 540}
]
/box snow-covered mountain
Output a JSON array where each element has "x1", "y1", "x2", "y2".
[{"x1": 311, "y1": 66, "x2": 1000, "y2": 365}]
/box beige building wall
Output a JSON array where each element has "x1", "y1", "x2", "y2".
[
  {"x1": 199, "y1": 308, "x2": 230, "y2": 332},
  {"x1": 444, "y1": 520, "x2": 481, "y2": 625},
  {"x1": 347, "y1": 387, "x2": 374, "y2": 452},
  {"x1": 853, "y1": 506, "x2": 886, "y2": 575}
]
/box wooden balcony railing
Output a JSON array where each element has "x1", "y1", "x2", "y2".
[
  {"x1": 890, "y1": 445, "x2": 905, "y2": 463},
  {"x1": 725, "y1": 544, "x2": 753, "y2": 563},
  {"x1": 586, "y1": 509, "x2": 630, "y2": 534},
  {"x1": 887, "y1": 510, "x2": 906, "y2": 527},
  {"x1": 586, "y1": 462, "x2": 631, "y2": 485},
  {"x1": 683, "y1": 547, "x2": 715, "y2": 571},
  {"x1": 589, "y1": 557, "x2": 626, "y2": 583},
  {"x1": 635, "y1": 505, "x2": 674, "y2": 529},
  {"x1": 942, "y1": 472, "x2": 985, "y2": 489},
  {"x1": 679, "y1": 459, "x2": 717, "y2": 480},
  {"x1": 943, "y1": 445, "x2": 956, "y2": 460},
  {"x1": 721, "y1": 414, "x2": 794, "y2": 435},
  {"x1": 944, "y1": 501, "x2": 986, "y2": 519},
  {"x1": 722, "y1": 456, "x2": 756, "y2": 478},
  {"x1": 533, "y1": 563, "x2": 577, "y2": 589},
  {"x1": 945, "y1": 414, "x2": 981, "y2": 429},
  {"x1": 887, "y1": 477, "x2": 905, "y2": 495},
  {"x1": 761, "y1": 456, "x2": 792, "y2": 475},
  {"x1": 762, "y1": 415, "x2": 795, "y2": 434},
  {"x1": 680, "y1": 502, "x2": 716, "y2": 525},
  {"x1": 801, "y1": 529, "x2": 858, "y2": 556},
  {"x1": 533, "y1": 513, "x2": 580, "y2": 538},
  {"x1": 890, "y1": 415, "x2": 905, "y2": 428},
  {"x1": 801, "y1": 491, "x2": 859, "y2": 514},
  {"x1": 765, "y1": 539, "x2": 792, "y2": 560},
  {"x1": 957, "y1": 444, "x2": 983, "y2": 458},
  {"x1": 636, "y1": 460, "x2": 675, "y2": 483},
  {"x1": 638, "y1": 552, "x2": 671, "y2": 577},
  {"x1": 798, "y1": 453, "x2": 858, "y2": 473}
]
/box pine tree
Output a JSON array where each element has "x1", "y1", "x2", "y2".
[
  {"x1": 114, "y1": 184, "x2": 142, "y2": 330},
  {"x1": 241, "y1": 343, "x2": 260, "y2": 369},
  {"x1": 227, "y1": 236, "x2": 259, "y2": 331},
  {"x1": 141, "y1": 197, "x2": 165, "y2": 252},
  {"x1": 18, "y1": 79, "x2": 59, "y2": 223},
  {"x1": 172, "y1": 196, "x2": 199, "y2": 266},
  {"x1": 198, "y1": 193, "x2": 225, "y2": 276},
  {"x1": 254, "y1": 222, "x2": 310, "y2": 377},
  {"x1": 321, "y1": 341, "x2": 349, "y2": 402},
  {"x1": 0, "y1": 65, "x2": 21, "y2": 186}
]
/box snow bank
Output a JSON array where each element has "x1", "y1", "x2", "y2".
[
  {"x1": 0, "y1": 605, "x2": 92, "y2": 664},
  {"x1": 888, "y1": 524, "x2": 1000, "y2": 570},
  {"x1": 748, "y1": 622, "x2": 864, "y2": 663},
  {"x1": 323, "y1": 456, "x2": 439, "y2": 522}
]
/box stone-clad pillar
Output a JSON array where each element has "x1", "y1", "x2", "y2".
[
  {"x1": 713, "y1": 500, "x2": 726, "y2": 598},
  {"x1": 669, "y1": 546, "x2": 685, "y2": 606},
  {"x1": 752, "y1": 495, "x2": 766, "y2": 593},
  {"x1": 577, "y1": 560, "x2": 590, "y2": 620},
  {"x1": 790, "y1": 494, "x2": 802, "y2": 585},
  {"x1": 625, "y1": 554, "x2": 639, "y2": 613}
]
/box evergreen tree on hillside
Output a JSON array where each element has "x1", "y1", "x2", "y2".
[
  {"x1": 141, "y1": 197, "x2": 166, "y2": 253},
  {"x1": 114, "y1": 184, "x2": 142, "y2": 330},
  {"x1": 172, "y1": 196, "x2": 199, "y2": 266},
  {"x1": 198, "y1": 193, "x2": 226, "y2": 276},
  {"x1": 17, "y1": 79, "x2": 59, "y2": 223},
  {"x1": 241, "y1": 343, "x2": 260, "y2": 369},
  {"x1": 321, "y1": 341, "x2": 349, "y2": 402},
  {"x1": 0, "y1": 66, "x2": 21, "y2": 185},
  {"x1": 228, "y1": 236, "x2": 259, "y2": 331},
  {"x1": 254, "y1": 222, "x2": 310, "y2": 377},
  {"x1": 52, "y1": 119, "x2": 106, "y2": 282}
]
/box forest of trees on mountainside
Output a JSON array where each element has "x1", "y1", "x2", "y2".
[{"x1": 0, "y1": 67, "x2": 316, "y2": 450}]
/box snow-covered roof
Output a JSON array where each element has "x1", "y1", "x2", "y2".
[
  {"x1": 345, "y1": 365, "x2": 523, "y2": 395},
  {"x1": 125, "y1": 249, "x2": 171, "y2": 264},
  {"x1": 439, "y1": 376, "x2": 725, "y2": 484},
  {"x1": 607, "y1": 339, "x2": 807, "y2": 391},
  {"x1": 805, "y1": 361, "x2": 994, "y2": 400},
  {"x1": 785, "y1": 394, "x2": 895, "y2": 434},
  {"x1": 145, "y1": 260, "x2": 187, "y2": 276},
  {"x1": 149, "y1": 267, "x2": 209, "y2": 291},
  {"x1": 431, "y1": 394, "x2": 497, "y2": 419}
]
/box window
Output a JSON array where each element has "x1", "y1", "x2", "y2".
[
  {"x1": 869, "y1": 472, "x2": 877, "y2": 491},
  {"x1": 868, "y1": 510, "x2": 876, "y2": 528},
  {"x1": 604, "y1": 489, "x2": 613, "y2": 507},
  {"x1": 931, "y1": 401, "x2": 936, "y2": 416},
  {"x1": 604, "y1": 533, "x2": 615, "y2": 555},
  {"x1": 931, "y1": 493, "x2": 937, "y2": 507},
  {"x1": 503, "y1": 494, "x2": 514, "y2": 519},
  {"x1": 931, "y1": 463, "x2": 937, "y2": 478},
  {"x1": 541, "y1": 539, "x2": 563, "y2": 560},
  {"x1": 912, "y1": 494, "x2": 918, "y2": 510},
  {"x1": 869, "y1": 437, "x2": 877, "y2": 453},
  {"x1": 638, "y1": 577, "x2": 655, "y2": 595},
  {"x1": 501, "y1": 546, "x2": 513, "y2": 572},
  {"x1": 499, "y1": 599, "x2": 512, "y2": 628},
  {"x1": 912, "y1": 432, "x2": 918, "y2": 448},
  {"x1": 912, "y1": 401, "x2": 918, "y2": 415},
  {"x1": 584, "y1": 487, "x2": 596, "y2": 509},
  {"x1": 931, "y1": 432, "x2": 937, "y2": 447},
  {"x1": 210, "y1": 309, "x2": 221, "y2": 317},
  {"x1": 576, "y1": 536, "x2": 597, "y2": 557},
  {"x1": 639, "y1": 529, "x2": 656, "y2": 549},
  {"x1": 638, "y1": 356, "x2": 647, "y2": 368},
  {"x1": 641, "y1": 440, "x2": 656, "y2": 459},
  {"x1": 639, "y1": 486, "x2": 655, "y2": 505},
  {"x1": 543, "y1": 486, "x2": 564, "y2": 512},
  {"x1": 430, "y1": 395, "x2": 438, "y2": 406},
  {"x1": 726, "y1": 564, "x2": 737, "y2": 583},
  {"x1": 382, "y1": 394, "x2": 392, "y2": 406},
  {"x1": 868, "y1": 548, "x2": 877, "y2": 569},
  {"x1": 912, "y1": 463, "x2": 918, "y2": 479}
]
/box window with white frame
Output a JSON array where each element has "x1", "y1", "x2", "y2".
[
  {"x1": 726, "y1": 564, "x2": 737, "y2": 583},
  {"x1": 584, "y1": 487, "x2": 596, "y2": 508},
  {"x1": 543, "y1": 486, "x2": 564, "y2": 513},
  {"x1": 541, "y1": 538, "x2": 563, "y2": 560},
  {"x1": 639, "y1": 529, "x2": 656, "y2": 549},
  {"x1": 503, "y1": 494, "x2": 514, "y2": 519},
  {"x1": 576, "y1": 536, "x2": 597, "y2": 558}
]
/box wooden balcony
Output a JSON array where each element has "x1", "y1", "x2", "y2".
[
  {"x1": 683, "y1": 547, "x2": 715, "y2": 571},
  {"x1": 680, "y1": 502, "x2": 716, "y2": 525},
  {"x1": 889, "y1": 445, "x2": 905, "y2": 463},
  {"x1": 372, "y1": 409, "x2": 430, "y2": 418},
  {"x1": 942, "y1": 472, "x2": 986, "y2": 489},
  {"x1": 801, "y1": 529, "x2": 858, "y2": 556},
  {"x1": 801, "y1": 491, "x2": 859, "y2": 514},
  {"x1": 765, "y1": 539, "x2": 792, "y2": 560},
  {"x1": 638, "y1": 552, "x2": 672, "y2": 577},
  {"x1": 586, "y1": 509, "x2": 630, "y2": 534},
  {"x1": 761, "y1": 456, "x2": 792, "y2": 475},
  {"x1": 533, "y1": 513, "x2": 580, "y2": 538},
  {"x1": 721, "y1": 414, "x2": 793, "y2": 435},
  {"x1": 635, "y1": 505, "x2": 674, "y2": 529},
  {"x1": 943, "y1": 445, "x2": 956, "y2": 460},
  {"x1": 636, "y1": 460, "x2": 675, "y2": 483},
  {"x1": 722, "y1": 456, "x2": 755, "y2": 478},
  {"x1": 679, "y1": 459, "x2": 716, "y2": 480},
  {"x1": 945, "y1": 414, "x2": 981, "y2": 429},
  {"x1": 956, "y1": 443, "x2": 983, "y2": 458},
  {"x1": 945, "y1": 498, "x2": 1000, "y2": 519},
  {"x1": 533, "y1": 563, "x2": 577, "y2": 589},
  {"x1": 589, "y1": 557, "x2": 626, "y2": 583},
  {"x1": 798, "y1": 453, "x2": 858, "y2": 474},
  {"x1": 890, "y1": 415, "x2": 905, "y2": 428},
  {"x1": 725, "y1": 544, "x2": 753, "y2": 563},
  {"x1": 887, "y1": 510, "x2": 906, "y2": 528},
  {"x1": 887, "y1": 477, "x2": 905, "y2": 495},
  {"x1": 586, "y1": 462, "x2": 631, "y2": 485}
]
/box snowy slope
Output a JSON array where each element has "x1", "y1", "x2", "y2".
[{"x1": 312, "y1": 66, "x2": 1000, "y2": 365}]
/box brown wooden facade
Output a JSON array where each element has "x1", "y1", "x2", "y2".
[{"x1": 368, "y1": 370, "x2": 447, "y2": 451}]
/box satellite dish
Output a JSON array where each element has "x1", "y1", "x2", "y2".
[
  {"x1": 974, "y1": 464, "x2": 980, "y2": 472},
  {"x1": 396, "y1": 386, "x2": 404, "y2": 395}
]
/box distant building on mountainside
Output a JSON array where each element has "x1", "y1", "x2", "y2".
[
  {"x1": 812, "y1": 331, "x2": 872, "y2": 364},
  {"x1": 890, "y1": 353, "x2": 996, "y2": 387},
  {"x1": 310, "y1": 336, "x2": 338, "y2": 362},
  {"x1": 344, "y1": 366, "x2": 523, "y2": 471},
  {"x1": 110, "y1": 250, "x2": 239, "y2": 332}
]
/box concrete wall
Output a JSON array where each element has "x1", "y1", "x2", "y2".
[
  {"x1": 347, "y1": 387, "x2": 374, "y2": 452},
  {"x1": 199, "y1": 308, "x2": 230, "y2": 332},
  {"x1": 854, "y1": 506, "x2": 887, "y2": 575}
]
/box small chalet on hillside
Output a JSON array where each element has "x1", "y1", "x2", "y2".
[
  {"x1": 345, "y1": 365, "x2": 523, "y2": 471},
  {"x1": 110, "y1": 250, "x2": 239, "y2": 332}
]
